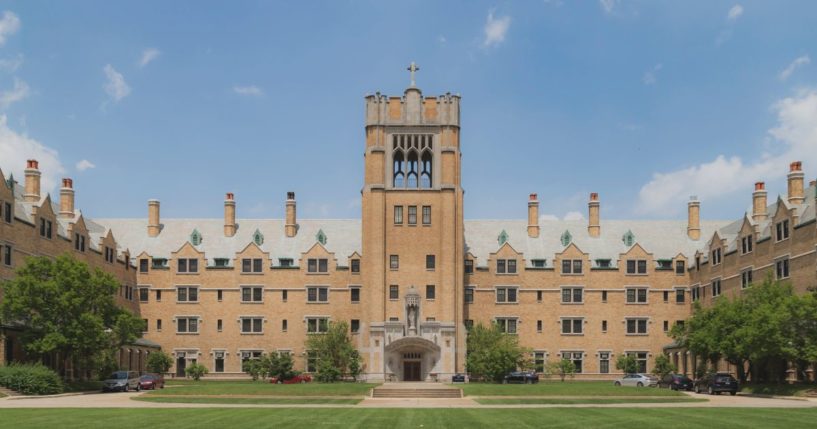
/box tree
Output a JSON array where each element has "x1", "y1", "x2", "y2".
[
  {"x1": 266, "y1": 352, "x2": 295, "y2": 381},
  {"x1": 0, "y1": 255, "x2": 144, "y2": 379},
  {"x1": 616, "y1": 355, "x2": 639, "y2": 374},
  {"x1": 547, "y1": 358, "x2": 576, "y2": 382},
  {"x1": 465, "y1": 322, "x2": 531, "y2": 383},
  {"x1": 243, "y1": 359, "x2": 266, "y2": 381},
  {"x1": 146, "y1": 351, "x2": 173, "y2": 374},
  {"x1": 185, "y1": 362, "x2": 208, "y2": 381},
  {"x1": 652, "y1": 354, "x2": 677, "y2": 378},
  {"x1": 305, "y1": 321, "x2": 361, "y2": 382}
]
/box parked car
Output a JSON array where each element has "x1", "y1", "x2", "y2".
[
  {"x1": 613, "y1": 373, "x2": 658, "y2": 387},
  {"x1": 102, "y1": 371, "x2": 141, "y2": 392},
  {"x1": 270, "y1": 373, "x2": 313, "y2": 384},
  {"x1": 694, "y1": 372, "x2": 738, "y2": 395},
  {"x1": 658, "y1": 374, "x2": 694, "y2": 391},
  {"x1": 138, "y1": 373, "x2": 165, "y2": 390},
  {"x1": 502, "y1": 371, "x2": 539, "y2": 384},
  {"x1": 451, "y1": 373, "x2": 467, "y2": 383}
]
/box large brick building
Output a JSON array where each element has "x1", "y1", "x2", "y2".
[{"x1": 2, "y1": 73, "x2": 815, "y2": 381}]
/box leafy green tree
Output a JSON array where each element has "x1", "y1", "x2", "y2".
[
  {"x1": 243, "y1": 359, "x2": 265, "y2": 381},
  {"x1": 615, "y1": 355, "x2": 639, "y2": 374},
  {"x1": 306, "y1": 321, "x2": 361, "y2": 382},
  {"x1": 185, "y1": 363, "x2": 208, "y2": 381},
  {"x1": 266, "y1": 352, "x2": 295, "y2": 381},
  {"x1": 465, "y1": 322, "x2": 531, "y2": 383},
  {"x1": 547, "y1": 358, "x2": 576, "y2": 382},
  {"x1": 0, "y1": 255, "x2": 144, "y2": 379},
  {"x1": 652, "y1": 354, "x2": 677, "y2": 378},
  {"x1": 146, "y1": 351, "x2": 173, "y2": 374}
]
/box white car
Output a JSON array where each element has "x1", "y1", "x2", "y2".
[{"x1": 613, "y1": 373, "x2": 658, "y2": 387}]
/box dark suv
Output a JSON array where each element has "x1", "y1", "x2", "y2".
[
  {"x1": 502, "y1": 371, "x2": 539, "y2": 384},
  {"x1": 659, "y1": 374, "x2": 693, "y2": 391},
  {"x1": 694, "y1": 372, "x2": 738, "y2": 395}
]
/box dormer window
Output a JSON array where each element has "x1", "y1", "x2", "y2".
[
  {"x1": 711, "y1": 248, "x2": 722, "y2": 266},
  {"x1": 775, "y1": 220, "x2": 790, "y2": 242},
  {"x1": 39, "y1": 218, "x2": 52, "y2": 239},
  {"x1": 152, "y1": 258, "x2": 168, "y2": 269},
  {"x1": 531, "y1": 259, "x2": 546, "y2": 268},
  {"x1": 178, "y1": 258, "x2": 199, "y2": 273},
  {"x1": 626, "y1": 259, "x2": 647, "y2": 274},
  {"x1": 3, "y1": 201, "x2": 12, "y2": 223},
  {"x1": 74, "y1": 233, "x2": 86, "y2": 252},
  {"x1": 308, "y1": 258, "x2": 329, "y2": 273},
  {"x1": 242, "y1": 258, "x2": 263, "y2": 273},
  {"x1": 139, "y1": 258, "x2": 149, "y2": 272},
  {"x1": 595, "y1": 259, "x2": 611, "y2": 268},
  {"x1": 741, "y1": 235, "x2": 753, "y2": 254},
  {"x1": 350, "y1": 259, "x2": 360, "y2": 273},
  {"x1": 104, "y1": 246, "x2": 115, "y2": 263},
  {"x1": 213, "y1": 258, "x2": 230, "y2": 268},
  {"x1": 279, "y1": 258, "x2": 294, "y2": 267}
]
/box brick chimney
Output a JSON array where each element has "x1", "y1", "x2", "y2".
[
  {"x1": 147, "y1": 199, "x2": 161, "y2": 237},
  {"x1": 687, "y1": 196, "x2": 700, "y2": 240},
  {"x1": 588, "y1": 193, "x2": 600, "y2": 238},
  {"x1": 787, "y1": 161, "x2": 805, "y2": 205},
  {"x1": 527, "y1": 193, "x2": 539, "y2": 238},
  {"x1": 285, "y1": 192, "x2": 297, "y2": 237},
  {"x1": 24, "y1": 159, "x2": 41, "y2": 203},
  {"x1": 752, "y1": 182, "x2": 767, "y2": 223},
  {"x1": 59, "y1": 178, "x2": 75, "y2": 218},
  {"x1": 224, "y1": 192, "x2": 236, "y2": 237}
]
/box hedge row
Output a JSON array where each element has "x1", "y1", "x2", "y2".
[{"x1": 0, "y1": 363, "x2": 64, "y2": 395}]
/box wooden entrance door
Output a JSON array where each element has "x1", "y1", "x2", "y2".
[
  {"x1": 176, "y1": 357, "x2": 186, "y2": 377},
  {"x1": 404, "y1": 361, "x2": 421, "y2": 381}
]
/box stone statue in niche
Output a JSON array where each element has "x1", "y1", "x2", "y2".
[{"x1": 406, "y1": 286, "x2": 420, "y2": 335}]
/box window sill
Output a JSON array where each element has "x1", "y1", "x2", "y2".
[
  {"x1": 176, "y1": 301, "x2": 200, "y2": 304},
  {"x1": 495, "y1": 273, "x2": 518, "y2": 276},
  {"x1": 306, "y1": 272, "x2": 330, "y2": 275},
  {"x1": 560, "y1": 273, "x2": 584, "y2": 276},
  {"x1": 625, "y1": 273, "x2": 648, "y2": 276},
  {"x1": 560, "y1": 302, "x2": 584, "y2": 305},
  {"x1": 494, "y1": 302, "x2": 519, "y2": 305},
  {"x1": 560, "y1": 333, "x2": 584, "y2": 336},
  {"x1": 307, "y1": 301, "x2": 330, "y2": 304},
  {"x1": 625, "y1": 302, "x2": 649, "y2": 305},
  {"x1": 240, "y1": 272, "x2": 264, "y2": 275},
  {"x1": 625, "y1": 333, "x2": 649, "y2": 336},
  {"x1": 240, "y1": 301, "x2": 264, "y2": 304},
  {"x1": 176, "y1": 272, "x2": 200, "y2": 275},
  {"x1": 176, "y1": 332, "x2": 199, "y2": 335}
]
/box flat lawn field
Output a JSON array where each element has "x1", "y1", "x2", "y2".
[
  {"x1": 133, "y1": 396, "x2": 361, "y2": 405},
  {"x1": 474, "y1": 397, "x2": 706, "y2": 405},
  {"x1": 459, "y1": 381, "x2": 685, "y2": 397},
  {"x1": 2, "y1": 408, "x2": 817, "y2": 429},
  {"x1": 741, "y1": 384, "x2": 817, "y2": 397},
  {"x1": 149, "y1": 380, "x2": 376, "y2": 396}
]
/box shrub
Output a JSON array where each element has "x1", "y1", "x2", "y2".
[
  {"x1": 0, "y1": 363, "x2": 64, "y2": 395},
  {"x1": 547, "y1": 359, "x2": 576, "y2": 382},
  {"x1": 185, "y1": 363, "x2": 208, "y2": 381},
  {"x1": 146, "y1": 351, "x2": 173, "y2": 374},
  {"x1": 652, "y1": 354, "x2": 677, "y2": 378},
  {"x1": 616, "y1": 355, "x2": 639, "y2": 374},
  {"x1": 243, "y1": 359, "x2": 265, "y2": 381}
]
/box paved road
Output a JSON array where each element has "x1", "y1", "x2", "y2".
[{"x1": 1, "y1": 390, "x2": 815, "y2": 409}]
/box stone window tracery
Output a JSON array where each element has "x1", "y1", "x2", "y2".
[{"x1": 392, "y1": 134, "x2": 433, "y2": 189}]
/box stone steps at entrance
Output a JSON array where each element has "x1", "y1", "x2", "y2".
[{"x1": 372, "y1": 387, "x2": 462, "y2": 398}]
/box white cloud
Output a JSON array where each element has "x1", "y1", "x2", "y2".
[
  {"x1": 599, "y1": 0, "x2": 618, "y2": 14},
  {"x1": 636, "y1": 89, "x2": 817, "y2": 215},
  {"x1": 0, "y1": 11, "x2": 20, "y2": 46},
  {"x1": 727, "y1": 4, "x2": 743, "y2": 21},
  {"x1": 233, "y1": 85, "x2": 263, "y2": 97},
  {"x1": 779, "y1": 55, "x2": 810, "y2": 81},
  {"x1": 0, "y1": 114, "x2": 65, "y2": 193},
  {"x1": 539, "y1": 214, "x2": 559, "y2": 222},
  {"x1": 139, "y1": 48, "x2": 160, "y2": 68},
  {"x1": 438, "y1": 35, "x2": 447, "y2": 44},
  {"x1": 103, "y1": 64, "x2": 131, "y2": 102},
  {"x1": 0, "y1": 77, "x2": 29, "y2": 109},
  {"x1": 642, "y1": 63, "x2": 663, "y2": 85},
  {"x1": 75, "y1": 159, "x2": 95, "y2": 171},
  {"x1": 483, "y1": 11, "x2": 511, "y2": 48},
  {"x1": 563, "y1": 211, "x2": 585, "y2": 221},
  {"x1": 0, "y1": 54, "x2": 23, "y2": 72}
]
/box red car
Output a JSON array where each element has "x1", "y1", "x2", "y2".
[
  {"x1": 139, "y1": 374, "x2": 165, "y2": 390},
  {"x1": 270, "y1": 374, "x2": 312, "y2": 384}
]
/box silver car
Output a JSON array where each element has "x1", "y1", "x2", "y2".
[
  {"x1": 613, "y1": 373, "x2": 658, "y2": 387},
  {"x1": 102, "y1": 370, "x2": 141, "y2": 392}
]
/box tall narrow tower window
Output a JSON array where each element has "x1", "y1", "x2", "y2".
[
  {"x1": 421, "y1": 150, "x2": 432, "y2": 188},
  {"x1": 392, "y1": 134, "x2": 433, "y2": 189},
  {"x1": 407, "y1": 150, "x2": 419, "y2": 188}
]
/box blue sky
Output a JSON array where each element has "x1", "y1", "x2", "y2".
[{"x1": 1, "y1": 1, "x2": 816, "y2": 222}]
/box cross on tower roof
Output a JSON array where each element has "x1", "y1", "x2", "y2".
[{"x1": 407, "y1": 61, "x2": 420, "y2": 87}]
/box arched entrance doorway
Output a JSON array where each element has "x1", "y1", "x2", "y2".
[{"x1": 385, "y1": 336, "x2": 441, "y2": 382}]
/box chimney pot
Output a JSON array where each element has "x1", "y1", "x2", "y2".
[
  {"x1": 790, "y1": 161, "x2": 802, "y2": 172},
  {"x1": 287, "y1": 191, "x2": 295, "y2": 200},
  {"x1": 590, "y1": 192, "x2": 599, "y2": 202},
  {"x1": 27, "y1": 159, "x2": 38, "y2": 169},
  {"x1": 754, "y1": 181, "x2": 765, "y2": 191},
  {"x1": 226, "y1": 192, "x2": 234, "y2": 201},
  {"x1": 62, "y1": 178, "x2": 73, "y2": 189},
  {"x1": 529, "y1": 193, "x2": 537, "y2": 201}
]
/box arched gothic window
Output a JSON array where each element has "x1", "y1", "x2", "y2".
[
  {"x1": 392, "y1": 134, "x2": 434, "y2": 188},
  {"x1": 406, "y1": 150, "x2": 419, "y2": 188},
  {"x1": 393, "y1": 150, "x2": 405, "y2": 187},
  {"x1": 420, "y1": 151, "x2": 432, "y2": 188}
]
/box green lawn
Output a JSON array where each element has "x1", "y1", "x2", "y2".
[
  {"x1": 475, "y1": 397, "x2": 707, "y2": 405},
  {"x1": 741, "y1": 384, "x2": 817, "y2": 397},
  {"x1": 459, "y1": 381, "x2": 685, "y2": 397},
  {"x1": 148, "y1": 380, "x2": 376, "y2": 396},
  {"x1": 2, "y1": 408, "x2": 817, "y2": 429},
  {"x1": 133, "y1": 396, "x2": 361, "y2": 405}
]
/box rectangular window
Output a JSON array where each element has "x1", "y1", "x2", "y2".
[
  {"x1": 741, "y1": 269, "x2": 753, "y2": 289},
  {"x1": 217, "y1": 319, "x2": 223, "y2": 332},
  {"x1": 152, "y1": 258, "x2": 167, "y2": 269},
  {"x1": 306, "y1": 317, "x2": 329, "y2": 333},
  {"x1": 507, "y1": 259, "x2": 517, "y2": 274},
  {"x1": 561, "y1": 318, "x2": 583, "y2": 335},
  {"x1": 663, "y1": 320, "x2": 670, "y2": 332},
  {"x1": 241, "y1": 258, "x2": 263, "y2": 273},
  {"x1": 711, "y1": 248, "x2": 722, "y2": 266},
  {"x1": 676, "y1": 289, "x2": 686, "y2": 303},
  {"x1": 626, "y1": 318, "x2": 648, "y2": 334},
  {"x1": 663, "y1": 291, "x2": 669, "y2": 302},
  {"x1": 537, "y1": 290, "x2": 543, "y2": 302},
  {"x1": 562, "y1": 352, "x2": 583, "y2": 373},
  {"x1": 282, "y1": 319, "x2": 288, "y2": 331},
  {"x1": 3, "y1": 201, "x2": 11, "y2": 223},
  {"x1": 3, "y1": 244, "x2": 12, "y2": 266},
  {"x1": 692, "y1": 286, "x2": 700, "y2": 302},
  {"x1": 350, "y1": 287, "x2": 360, "y2": 303},
  {"x1": 394, "y1": 206, "x2": 403, "y2": 225},
  {"x1": 157, "y1": 319, "x2": 162, "y2": 331},
  {"x1": 464, "y1": 319, "x2": 474, "y2": 331},
  {"x1": 534, "y1": 352, "x2": 546, "y2": 373},
  {"x1": 626, "y1": 288, "x2": 648, "y2": 304},
  {"x1": 390, "y1": 255, "x2": 399, "y2": 270},
  {"x1": 741, "y1": 235, "x2": 754, "y2": 254},
  {"x1": 496, "y1": 318, "x2": 518, "y2": 334},
  {"x1": 408, "y1": 206, "x2": 417, "y2": 225},
  {"x1": 602, "y1": 320, "x2": 608, "y2": 332},
  {"x1": 496, "y1": 287, "x2": 518, "y2": 303},
  {"x1": 279, "y1": 258, "x2": 294, "y2": 267},
  {"x1": 307, "y1": 351, "x2": 318, "y2": 373},
  {"x1": 426, "y1": 255, "x2": 435, "y2": 270},
  {"x1": 307, "y1": 286, "x2": 329, "y2": 303},
  {"x1": 627, "y1": 352, "x2": 648, "y2": 373},
  {"x1": 464, "y1": 260, "x2": 474, "y2": 274},
  {"x1": 531, "y1": 259, "x2": 546, "y2": 268},
  {"x1": 74, "y1": 233, "x2": 86, "y2": 252},
  {"x1": 39, "y1": 218, "x2": 53, "y2": 239},
  {"x1": 536, "y1": 320, "x2": 543, "y2": 332},
  {"x1": 138, "y1": 287, "x2": 149, "y2": 302},
  {"x1": 177, "y1": 286, "x2": 199, "y2": 302},
  {"x1": 675, "y1": 260, "x2": 685, "y2": 275},
  {"x1": 602, "y1": 290, "x2": 608, "y2": 303},
  {"x1": 464, "y1": 287, "x2": 474, "y2": 304},
  {"x1": 776, "y1": 258, "x2": 790, "y2": 279},
  {"x1": 351, "y1": 319, "x2": 360, "y2": 333},
  {"x1": 599, "y1": 352, "x2": 610, "y2": 374},
  {"x1": 241, "y1": 317, "x2": 263, "y2": 333},
  {"x1": 776, "y1": 220, "x2": 790, "y2": 241},
  {"x1": 176, "y1": 317, "x2": 199, "y2": 333},
  {"x1": 626, "y1": 259, "x2": 647, "y2": 274},
  {"x1": 712, "y1": 279, "x2": 721, "y2": 297},
  {"x1": 156, "y1": 290, "x2": 162, "y2": 301},
  {"x1": 389, "y1": 285, "x2": 399, "y2": 300},
  {"x1": 561, "y1": 259, "x2": 583, "y2": 274},
  {"x1": 282, "y1": 290, "x2": 288, "y2": 302},
  {"x1": 561, "y1": 287, "x2": 583, "y2": 304},
  {"x1": 351, "y1": 259, "x2": 360, "y2": 273},
  {"x1": 241, "y1": 286, "x2": 263, "y2": 302},
  {"x1": 425, "y1": 285, "x2": 436, "y2": 300},
  {"x1": 422, "y1": 205, "x2": 431, "y2": 225},
  {"x1": 139, "y1": 258, "x2": 149, "y2": 273},
  {"x1": 307, "y1": 258, "x2": 329, "y2": 273},
  {"x1": 217, "y1": 289, "x2": 223, "y2": 301},
  {"x1": 177, "y1": 258, "x2": 198, "y2": 273},
  {"x1": 104, "y1": 246, "x2": 115, "y2": 263},
  {"x1": 496, "y1": 259, "x2": 517, "y2": 274}
]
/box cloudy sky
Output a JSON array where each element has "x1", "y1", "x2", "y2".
[{"x1": 0, "y1": 1, "x2": 816, "y2": 222}]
